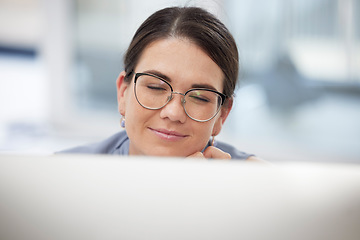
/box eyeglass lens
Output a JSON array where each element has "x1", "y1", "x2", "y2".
[{"x1": 134, "y1": 74, "x2": 223, "y2": 122}]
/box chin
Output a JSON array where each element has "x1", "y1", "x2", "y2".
[{"x1": 145, "y1": 147, "x2": 191, "y2": 158}]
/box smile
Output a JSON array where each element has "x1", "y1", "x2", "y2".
[{"x1": 149, "y1": 128, "x2": 188, "y2": 141}]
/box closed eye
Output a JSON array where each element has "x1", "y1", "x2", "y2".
[
  {"x1": 147, "y1": 85, "x2": 167, "y2": 91},
  {"x1": 189, "y1": 95, "x2": 210, "y2": 103}
]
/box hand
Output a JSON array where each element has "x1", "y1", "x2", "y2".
[{"x1": 187, "y1": 146, "x2": 231, "y2": 160}]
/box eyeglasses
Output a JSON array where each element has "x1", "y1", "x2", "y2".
[{"x1": 134, "y1": 72, "x2": 226, "y2": 122}]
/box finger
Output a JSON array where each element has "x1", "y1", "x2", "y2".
[
  {"x1": 203, "y1": 146, "x2": 231, "y2": 160},
  {"x1": 186, "y1": 151, "x2": 206, "y2": 159}
]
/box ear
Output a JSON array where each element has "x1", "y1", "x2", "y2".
[
  {"x1": 116, "y1": 71, "x2": 129, "y2": 116},
  {"x1": 212, "y1": 97, "x2": 233, "y2": 136}
]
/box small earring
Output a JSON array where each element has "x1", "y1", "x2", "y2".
[
  {"x1": 120, "y1": 115, "x2": 125, "y2": 128},
  {"x1": 211, "y1": 136, "x2": 215, "y2": 146}
]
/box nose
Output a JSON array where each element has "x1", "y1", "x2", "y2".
[{"x1": 159, "y1": 92, "x2": 187, "y2": 123}]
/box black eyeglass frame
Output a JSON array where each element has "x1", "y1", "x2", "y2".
[{"x1": 133, "y1": 72, "x2": 227, "y2": 122}]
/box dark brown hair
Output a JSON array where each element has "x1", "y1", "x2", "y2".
[{"x1": 123, "y1": 6, "x2": 239, "y2": 99}]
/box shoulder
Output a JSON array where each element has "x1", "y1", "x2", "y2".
[
  {"x1": 214, "y1": 140, "x2": 254, "y2": 160},
  {"x1": 57, "y1": 131, "x2": 129, "y2": 155}
]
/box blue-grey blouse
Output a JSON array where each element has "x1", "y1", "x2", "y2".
[{"x1": 59, "y1": 131, "x2": 253, "y2": 160}]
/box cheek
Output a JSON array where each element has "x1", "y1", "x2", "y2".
[
  {"x1": 191, "y1": 121, "x2": 215, "y2": 145},
  {"x1": 125, "y1": 94, "x2": 143, "y2": 122},
  {"x1": 124, "y1": 93, "x2": 155, "y2": 131}
]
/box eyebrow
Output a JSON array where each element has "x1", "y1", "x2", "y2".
[
  {"x1": 142, "y1": 70, "x2": 219, "y2": 91},
  {"x1": 142, "y1": 70, "x2": 171, "y2": 82},
  {"x1": 191, "y1": 83, "x2": 217, "y2": 91}
]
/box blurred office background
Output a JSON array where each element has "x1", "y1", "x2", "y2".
[{"x1": 0, "y1": 0, "x2": 359, "y2": 163}]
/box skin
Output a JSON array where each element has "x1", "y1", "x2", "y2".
[{"x1": 117, "y1": 37, "x2": 264, "y2": 161}]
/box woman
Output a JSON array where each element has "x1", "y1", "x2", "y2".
[{"x1": 61, "y1": 6, "x2": 260, "y2": 161}]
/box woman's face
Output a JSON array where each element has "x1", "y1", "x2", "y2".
[{"x1": 117, "y1": 38, "x2": 231, "y2": 156}]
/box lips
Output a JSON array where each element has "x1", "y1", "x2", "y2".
[{"x1": 149, "y1": 128, "x2": 188, "y2": 141}]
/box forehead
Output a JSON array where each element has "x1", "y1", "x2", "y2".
[{"x1": 134, "y1": 38, "x2": 224, "y2": 91}]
